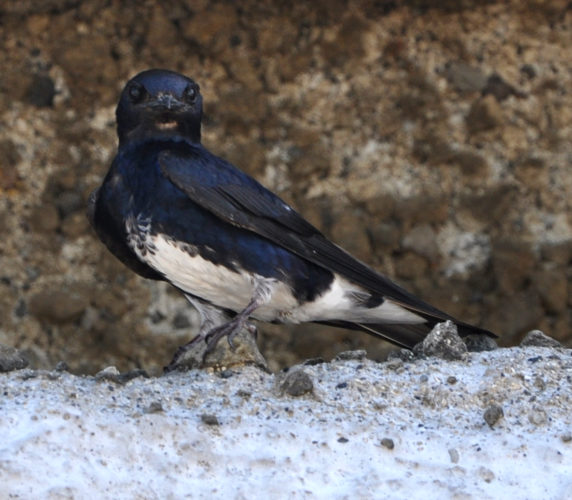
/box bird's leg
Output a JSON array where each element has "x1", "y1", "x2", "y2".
[
  {"x1": 204, "y1": 294, "x2": 263, "y2": 354},
  {"x1": 165, "y1": 283, "x2": 270, "y2": 371},
  {"x1": 164, "y1": 295, "x2": 234, "y2": 372},
  {"x1": 202, "y1": 280, "x2": 271, "y2": 353}
]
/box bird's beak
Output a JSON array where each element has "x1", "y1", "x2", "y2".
[
  {"x1": 146, "y1": 94, "x2": 185, "y2": 130},
  {"x1": 154, "y1": 93, "x2": 184, "y2": 111}
]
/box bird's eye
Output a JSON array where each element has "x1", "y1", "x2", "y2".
[
  {"x1": 183, "y1": 84, "x2": 198, "y2": 104},
  {"x1": 128, "y1": 82, "x2": 145, "y2": 103}
]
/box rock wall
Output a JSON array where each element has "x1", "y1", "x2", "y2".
[{"x1": 0, "y1": 0, "x2": 570, "y2": 373}]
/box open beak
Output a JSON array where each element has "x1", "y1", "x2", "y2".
[{"x1": 146, "y1": 94, "x2": 185, "y2": 130}]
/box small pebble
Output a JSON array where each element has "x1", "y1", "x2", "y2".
[
  {"x1": 334, "y1": 350, "x2": 367, "y2": 361},
  {"x1": 95, "y1": 366, "x2": 120, "y2": 382},
  {"x1": 19, "y1": 369, "x2": 38, "y2": 380},
  {"x1": 421, "y1": 321, "x2": 467, "y2": 361},
  {"x1": 236, "y1": 389, "x2": 251, "y2": 399},
  {"x1": 484, "y1": 404, "x2": 504, "y2": 428},
  {"x1": 0, "y1": 345, "x2": 29, "y2": 372},
  {"x1": 280, "y1": 369, "x2": 313, "y2": 397},
  {"x1": 447, "y1": 376, "x2": 457, "y2": 385},
  {"x1": 533, "y1": 377, "x2": 546, "y2": 391},
  {"x1": 448, "y1": 448, "x2": 460, "y2": 463},
  {"x1": 520, "y1": 330, "x2": 562, "y2": 348},
  {"x1": 478, "y1": 466, "x2": 495, "y2": 483},
  {"x1": 560, "y1": 434, "x2": 571, "y2": 443},
  {"x1": 55, "y1": 361, "x2": 69, "y2": 372},
  {"x1": 387, "y1": 349, "x2": 416, "y2": 362},
  {"x1": 384, "y1": 359, "x2": 404, "y2": 371},
  {"x1": 201, "y1": 414, "x2": 220, "y2": 426},
  {"x1": 381, "y1": 438, "x2": 394, "y2": 450},
  {"x1": 528, "y1": 408, "x2": 547, "y2": 426},
  {"x1": 337, "y1": 437, "x2": 349, "y2": 443},
  {"x1": 95, "y1": 367, "x2": 148, "y2": 384},
  {"x1": 145, "y1": 401, "x2": 164, "y2": 413}
]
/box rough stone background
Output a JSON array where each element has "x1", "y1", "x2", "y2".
[{"x1": 0, "y1": 0, "x2": 570, "y2": 374}]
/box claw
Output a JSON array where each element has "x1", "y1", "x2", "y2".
[
  {"x1": 204, "y1": 322, "x2": 236, "y2": 353},
  {"x1": 203, "y1": 293, "x2": 263, "y2": 355},
  {"x1": 245, "y1": 322, "x2": 258, "y2": 339},
  {"x1": 203, "y1": 317, "x2": 250, "y2": 354},
  {"x1": 227, "y1": 331, "x2": 237, "y2": 351}
]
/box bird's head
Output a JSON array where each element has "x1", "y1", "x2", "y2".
[{"x1": 116, "y1": 69, "x2": 203, "y2": 146}]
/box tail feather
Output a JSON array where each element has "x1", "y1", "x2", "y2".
[
  {"x1": 318, "y1": 319, "x2": 496, "y2": 350},
  {"x1": 312, "y1": 276, "x2": 496, "y2": 350},
  {"x1": 357, "y1": 322, "x2": 430, "y2": 349}
]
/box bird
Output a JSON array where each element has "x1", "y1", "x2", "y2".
[{"x1": 88, "y1": 69, "x2": 495, "y2": 369}]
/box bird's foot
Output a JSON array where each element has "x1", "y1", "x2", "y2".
[
  {"x1": 204, "y1": 316, "x2": 255, "y2": 354},
  {"x1": 165, "y1": 291, "x2": 266, "y2": 372},
  {"x1": 203, "y1": 293, "x2": 262, "y2": 354},
  {"x1": 164, "y1": 320, "x2": 259, "y2": 373}
]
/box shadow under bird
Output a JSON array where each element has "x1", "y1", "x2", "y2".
[{"x1": 88, "y1": 69, "x2": 495, "y2": 368}]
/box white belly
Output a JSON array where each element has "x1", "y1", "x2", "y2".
[{"x1": 130, "y1": 228, "x2": 298, "y2": 320}]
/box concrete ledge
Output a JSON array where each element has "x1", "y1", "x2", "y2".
[{"x1": 1, "y1": 346, "x2": 571, "y2": 498}]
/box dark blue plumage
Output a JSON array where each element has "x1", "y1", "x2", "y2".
[{"x1": 89, "y1": 69, "x2": 495, "y2": 367}]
